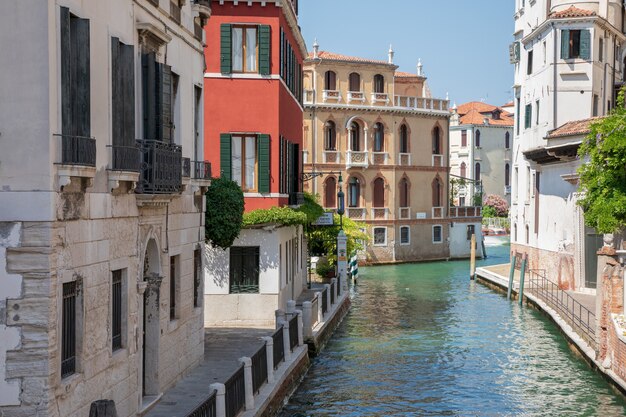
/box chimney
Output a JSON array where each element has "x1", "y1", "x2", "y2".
[
  {"x1": 417, "y1": 58, "x2": 423, "y2": 76},
  {"x1": 313, "y1": 38, "x2": 319, "y2": 59},
  {"x1": 388, "y1": 45, "x2": 394, "y2": 64}
]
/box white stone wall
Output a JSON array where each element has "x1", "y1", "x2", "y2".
[{"x1": 449, "y1": 221, "x2": 485, "y2": 259}]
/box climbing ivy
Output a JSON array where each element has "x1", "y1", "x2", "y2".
[
  {"x1": 242, "y1": 192, "x2": 324, "y2": 227},
  {"x1": 205, "y1": 177, "x2": 244, "y2": 250}
]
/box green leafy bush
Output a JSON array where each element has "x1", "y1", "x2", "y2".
[
  {"x1": 205, "y1": 177, "x2": 244, "y2": 249},
  {"x1": 243, "y1": 207, "x2": 307, "y2": 226}
]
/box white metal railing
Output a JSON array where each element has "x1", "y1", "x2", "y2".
[
  {"x1": 371, "y1": 92, "x2": 389, "y2": 104},
  {"x1": 449, "y1": 206, "x2": 481, "y2": 218},
  {"x1": 347, "y1": 91, "x2": 366, "y2": 103},
  {"x1": 371, "y1": 207, "x2": 389, "y2": 220},
  {"x1": 346, "y1": 151, "x2": 368, "y2": 168},
  {"x1": 398, "y1": 153, "x2": 411, "y2": 166},
  {"x1": 323, "y1": 151, "x2": 340, "y2": 164},
  {"x1": 432, "y1": 154, "x2": 443, "y2": 167},
  {"x1": 394, "y1": 96, "x2": 449, "y2": 111},
  {"x1": 323, "y1": 90, "x2": 341, "y2": 102},
  {"x1": 347, "y1": 207, "x2": 366, "y2": 220},
  {"x1": 399, "y1": 207, "x2": 411, "y2": 220},
  {"x1": 432, "y1": 206, "x2": 444, "y2": 219},
  {"x1": 371, "y1": 152, "x2": 388, "y2": 165}
]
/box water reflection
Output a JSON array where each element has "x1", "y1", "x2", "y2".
[{"x1": 281, "y1": 244, "x2": 626, "y2": 416}]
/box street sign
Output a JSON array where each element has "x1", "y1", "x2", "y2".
[
  {"x1": 415, "y1": 212, "x2": 427, "y2": 219},
  {"x1": 313, "y1": 212, "x2": 334, "y2": 226}
]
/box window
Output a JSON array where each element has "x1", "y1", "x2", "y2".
[
  {"x1": 475, "y1": 130, "x2": 481, "y2": 148},
  {"x1": 461, "y1": 130, "x2": 467, "y2": 147},
  {"x1": 374, "y1": 122, "x2": 384, "y2": 152},
  {"x1": 400, "y1": 226, "x2": 410, "y2": 245},
  {"x1": 505, "y1": 131, "x2": 510, "y2": 149},
  {"x1": 373, "y1": 227, "x2": 387, "y2": 246},
  {"x1": 348, "y1": 177, "x2": 360, "y2": 207},
  {"x1": 467, "y1": 225, "x2": 475, "y2": 240},
  {"x1": 324, "y1": 70, "x2": 336, "y2": 90},
  {"x1": 399, "y1": 124, "x2": 409, "y2": 153},
  {"x1": 524, "y1": 104, "x2": 532, "y2": 129},
  {"x1": 514, "y1": 167, "x2": 519, "y2": 198},
  {"x1": 349, "y1": 72, "x2": 361, "y2": 92},
  {"x1": 62, "y1": 281, "x2": 78, "y2": 378},
  {"x1": 373, "y1": 177, "x2": 385, "y2": 208},
  {"x1": 279, "y1": 136, "x2": 298, "y2": 196},
  {"x1": 460, "y1": 162, "x2": 467, "y2": 178},
  {"x1": 349, "y1": 122, "x2": 360, "y2": 151},
  {"x1": 324, "y1": 121, "x2": 336, "y2": 150},
  {"x1": 561, "y1": 29, "x2": 590, "y2": 60},
  {"x1": 527, "y1": 49, "x2": 533, "y2": 75},
  {"x1": 142, "y1": 52, "x2": 174, "y2": 142},
  {"x1": 432, "y1": 177, "x2": 442, "y2": 207},
  {"x1": 194, "y1": 249, "x2": 201, "y2": 308},
  {"x1": 279, "y1": 28, "x2": 301, "y2": 101},
  {"x1": 525, "y1": 225, "x2": 530, "y2": 244},
  {"x1": 221, "y1": 133, "x2": 270, "y2": 193},
  {"x1": 170, "y1": 256, "x2": 179, "y2": 320},
  {"x1": 526, "y1": 166, "x2": 531, "y2": 201},
  {"x1": 170, "y1": 0, "x2": 182, "y2": 24},
  {"x1": 230, "y1": 247, "x2": 260, "y2": 293},
  {"x1": 111, "y1": 270, "x2": 123, "y2": 351},
  {"x1": 516, "y1": 98, "x2": 521, "y2": 134},
  {"x1": 221, "y1": 24, "x2": 271, "y2": 75},
  {"x1": 432, "y1": 126, "x2": 441, "y2": 154},
  {"x1": 599, "y1": 37, "x2": 604, "y2": 62},
  {"x1": 399, "y1": 178, "x2": 409, "y2": 207},
  {"x1": 543, "y1": 40, "x2": 547, "y2": 64},
  {"x1": 111, "y1": 38, "x2": 135, "y2": 168},
  {"x1": 514, "y1": 223, "x2": 518, "y2": 242},
  {"x1": 593, "y1": 94, "x2": 599, "y2": 117},
  {"x1": 324, "y1": 177, "x2": 337, "y2": 208},
  {"x1": 535, "y1": 100, "x2": 540, "y2": 125},
  {"x1": 232, "y1": 135, "x2": 257, "y2": 191},
  {"x1": 373, "y1": 74, "x2": 384, "y2": 93},
  {"x1": 433, "y1": 225, "x2": 443, "y2": 243},
  {"x1": 459, "y1": 196, "x2": 466, "y2": 206},
  {"x1": 505, "y1": 164, "x2": 510, "y2": 187},
  {"x1": 475, "y1": 163, "x2": 481, "y2": 182}
]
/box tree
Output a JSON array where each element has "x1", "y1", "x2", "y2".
[
  {"x1": 483, "y1": 194, "x2": 509, "y2": 217},
  {"x1": 205, "y1": 177, "x2": 244, "y2": 249},
  {"x1": 578, "y1": 89, "x2": 626, "y2": 233},
  {"x1": 308, "y1": 215, "x2": 369, "y2": 266}
]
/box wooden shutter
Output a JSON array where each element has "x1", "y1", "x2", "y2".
[
  {"x1": 142, "y1": 53, "x2": 157, "y2": 139},
  {"x1": 121, "y1": 44, "x2": 135, "y2": 146},
  {"x1": 580, "y1": 29, "x2": 591, "y2": 60},
  {"x1": 525, "y1": 104, "x2": 531, "y2": 128},
  {"x1": 220, "y1": 24, "x2": 232, "y2": 74},
  {"x1": 159, "y1": 64, "x2": 173, "y2": 142},
  {"x1": 111, "y1": 38, "x2": 122, "y2": 146},
  {"x1": 60, "y1": 7, "x2": 71, "y2": 136},
  {"x1": 71, "y1": 16, "x2": 90, "y2": 137},
  {"x1": 257, "y1": 134, "x2": 270, "y2": 193},
  {"x1": 220, "y1": 133, "x2": 232, "y2": 180},
  {"x1": 259, "y1": 25, "x2": 271, "y2": 75},
  {"x1": 561, "y1": 30, "x2": 570, "y2": 60}
]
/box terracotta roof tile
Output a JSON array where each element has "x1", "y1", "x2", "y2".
[
  {"x1": 395, "y1": 71, "x2": 419, "y2": 78},
  {"x1": 502, "y1": 101, "x2": 514, "y2": 107},
  {"x1": 546, "y1": 117, "x2": 602, "y2": 139},
  {"x1": 550, "y1": 5, "x2": 595, "y2": 19},
  {"x1": 456, "y1": 101, "x2": 513, "y2": 126},
  {"x1": 306, "y1": 51, "x2": 390, "y2": 65}
]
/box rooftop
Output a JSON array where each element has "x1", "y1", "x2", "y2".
[
  {"x1": 456, "y1": 101, "x2": 513, "y2": 127},
  {"x1": 546, "y1": 116, "x2": 601, "y2": 139},
  {"x1": 549, "y1": 5, "x2": 596, "y2": 19},
  {"x1": 307, "y1": 51, "x2": 392, "y2": 66}
]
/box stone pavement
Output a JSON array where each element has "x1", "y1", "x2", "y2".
[{"x1": 146, "y1": 327, "x2": 274, "y2": 417}]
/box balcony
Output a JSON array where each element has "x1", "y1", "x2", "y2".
[
  {"x1": 347, "y1": 91, "x2": 365, "y2": 104},
  {"x1": 398, "y1": 207, "x2": 411, "y2": 220},
  {"x1": 432, "y1": 154, "x2": 444, "y2": 167},
  {"x1": 303, "y1": 89, "x2": 314, "y2": 105},
  {"x1": 371, "y1": 152, "x2": 388, "y2": 165},
  {"x1": 449, "y1": 206, "x2": 482, "y2": 218},
  {"x1": 398, "y1": 153, "x2": 411, "y2": 166},
  {"x1": 394, "y1": 96, "x2": 449, "y2": 112},
  {"x1": 108, "y1": 145, "x2": 140, "y2": 192},
  {"x1": 346, "y1": 151, "x2": 368, "y2": 168},
  {"x1": 432, "y1": 207, "x2": 444, "y2": 219},
  {"x1": 323, "y1": 90, "x2": 341, "y2": 102},
  {"x1": 323, "y1": 151, "x2": 340, "y2": 164},
  {"x1": 371, "y1": 208, "x2": 389, "y2": 220},
  {"x1": 191, "y1": 0, "x2": 211, "y2": 19},
  {"x1": 55, "y1": 134, "x2": 97, "y2": 189},
  {"x1": 136, "y1": 139, "x2": 182, "y2": 194},
  {"x1": 371, "y1": 93, "x2": 389, "y2": 105},
  {"x1": 347, "y1": 207, "x2": 366, "y2": 220}
]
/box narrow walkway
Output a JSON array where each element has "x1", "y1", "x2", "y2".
[{"x1": 146, "y1": 328, "x2": 273, "y2": 417}]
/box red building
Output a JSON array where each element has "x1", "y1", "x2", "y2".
[{"x1": 204, "y1": 0, "x2": 306, "y2": 211}]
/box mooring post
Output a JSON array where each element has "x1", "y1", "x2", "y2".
[
  {"x1": 518, "y1": 254, "x2": 528, "y2": 306},
  {"x1": 507, "y1": 253, "x2": 517, "y2": 300},
  {"x1": 470, "y1": 234, "x2": 476, "y2": 280}
]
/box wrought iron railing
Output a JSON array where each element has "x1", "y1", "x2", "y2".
[
  {"x1": 109, "y1": 145, "x2": 140, "y2": 172},
  {"x1": 136, "y1": 139, "x2": 182, "y2": 194},
  {"x1": 330, "y1": 281, "x2": 336, "y2": 305},
  {"x1": 182, "y1": 157, "x2": 191, "y2": 177},
  {"x1": 194, "y1": 160, "x2": 212, "y2": 180},
  {"x1": 56, "y1": 134, "x2": 96, "y2": 167},
  {"x1": 527, "y1": 269, "x2": 597, "y2": 349},
  {"x1": 272, "y1": 326, "x2": 284, "y2": 370},
  {"x1": 192, "y1": 0, "x2": 210, "y2": 6},
  {"x1": 321, "y1": 287, "x2": 328, "y2": 315},
  {"x1": 184, "y1": 390, "x2": 217, "y2": 417},
  {"x1": 224, "y1": 365, "x2": 245, "y2": 417},
  {"x1": 251, "y1": 344, "x2": 268, "y2": 394},
  {"x1": 311, "y1": 295, "x2": 319, "y2": 327},
  {"x1": 289, "y1": 314, "x2": 299, "y2": 351}
]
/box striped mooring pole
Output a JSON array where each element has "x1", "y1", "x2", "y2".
[{"x1": 349, "y1": 253, "x2": 359, "y2": 283}]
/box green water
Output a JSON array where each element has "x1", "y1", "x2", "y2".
[{"x1": 281, "y1": 242, "x2": 626, "y2": 416}]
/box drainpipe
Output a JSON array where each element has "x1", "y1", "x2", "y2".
[{"x1": 552, "y1": 22, "x2": 558, "y2": 129}]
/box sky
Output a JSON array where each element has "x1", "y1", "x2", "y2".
[{"x1": 298, "y1": 0, "x2": 514, "y2": 107}]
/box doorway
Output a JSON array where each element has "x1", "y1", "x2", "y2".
[
  {"x1": 142, "y1": 239, "x2": 162, "y2": 398},
  {"x1": 584, "y1": 228, "x2": 603, "y2": 289}
]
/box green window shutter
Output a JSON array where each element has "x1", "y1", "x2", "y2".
[
  {"x1": 561, "y1": 30, "x2": 570, "y2": 60},
  {"x1": 580, "y1": 29, "x2": 591, "y2": 60},
  {"x1": 525, "y1": 104, "x2": 531, "y2": 129},
  {"x1": 258, "y1": 25, "x2": 271, "y2": 75},
  {"x1": 220, "y1": 24, "x2": 232, "y2": 74},
  {"x1": 60, "y1": 7, "x2": 71, "y2": 136},
  {"x1": 257, "y1": 134, "x2": 270, "y2": 193},
  {"x1": 220, "y1": 133, "x2": 232, "y2": 180}
]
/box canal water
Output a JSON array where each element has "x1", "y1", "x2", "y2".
[{"x1": 281, "y1": 241, "x2": 626, "y2": 416}]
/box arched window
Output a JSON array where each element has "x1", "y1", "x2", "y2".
[
  {"x1": 475, "y1": 129, "x2": 481, "y2": 147},
  {"x1": 432, "y1": 177, "x2": 442, "y2": 207},
  {"x1": 505, "y1": 163, "x2": 510, "y2": 187},
  {"x1": 373, "y1": 178, "x2": 385, "y2": 208},
  {"x1": 460, "y1": 162, "x2": 467, "y2": 178},
  {"x1": 399, "y1": 124, "x2": 408, "y2": 153},
  {"x1": 324, "y1": 121, "x2": 336, "y2": 150},
  {"x1": 475, "y1": 162, "x2": 481, "y2": 182},
  {"x1": 513, "y1": 223, "x2": 517, "y2": 242},
  {"x1": 373, "y1": 74, "x2": 384, "y2": 93},
  {"x1": 349, "y1": 72, "x2": 361, "y2": 92},
  {"x1": 525, "y1": 225, "x2": 530, "y2": 244},
  {"x1": 349, "y1": 121, "x2": 360, "y2": 151},
  {"x1": 324, "y1": 177, "x2": 336, "y2": 208},
  {"x1": 348, "y1": 177, "x2": 360, "y2": 207},
  {"x1": 505, "y1": 131, "x2": 510, "y2": 149},
  {"x1": 432, "y1": 126, "x2": 441, "y2": 155},
  {"x1": 399, "y1": 178, "x2": 409, "y2": 207},
  {"x1": 324, "y1": 70, "x2": 336, "y2": 91},
  {"x1": 374, "y1": 122, "x2": 385, "y2": 152}
]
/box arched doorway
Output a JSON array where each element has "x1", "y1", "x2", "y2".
[{"x1": 142, "y1": 238, "x2": 162, "y2": 398}]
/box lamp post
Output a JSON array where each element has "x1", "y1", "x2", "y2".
[
  {"x1": 337, "y1": 173, "x2": 345, "y2": 229},
  {"x1": 336, "y1": 173, "x2": 348, "y2": 292}
]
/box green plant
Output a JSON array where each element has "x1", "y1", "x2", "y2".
[
  {"x1": 205, "y1": 177, "x2": 244, "y2": 250},
  {"x1": 578, "y1": 88, "x2": 626, "y2": 233},
  {"x1": 243, "y1": 206, "x2": 308, "y2": 226},
  {"x1": 315, "y1": 257, "x2": 334, "y2": 278},
  {"x1": 482, "y1": 205, "x2": 497, "y2": 218},
  {"x1": 308, "y1": 215, "x2": 369, "y2": 266}
]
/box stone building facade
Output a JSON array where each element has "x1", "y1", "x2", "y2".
[
  {"x1": 303, "y1": 46, "x2": 483, "y2": 264},
  {"x1": 0, "y1": 0, "x2": 211, "y2": 416}
]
